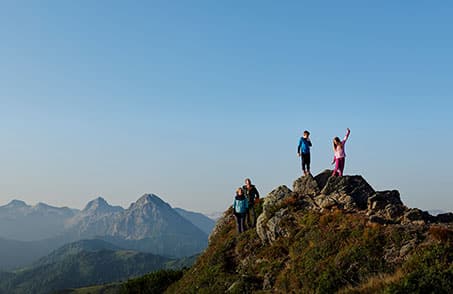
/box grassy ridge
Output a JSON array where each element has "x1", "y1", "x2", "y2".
[{"x1": 165, "y1": 200, "x2": 453, "y2": 293}]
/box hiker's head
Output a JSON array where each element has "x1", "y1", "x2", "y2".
[
  {"x1": 333, "y1": 137, "x2": 342, "y2": 149},
  {"x1": 245, "y1": 178, "x2": 252, "y2": 186},
  {"x1": 236, "y1": 188, "x2": 243, "y2": 196},
  {"x1": 303, "y1": 130, "x2": 310, "y2": 138}
]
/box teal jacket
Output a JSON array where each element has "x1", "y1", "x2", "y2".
[{"x1": 233, "y1": 195, "x2": 248, "y2": 214}]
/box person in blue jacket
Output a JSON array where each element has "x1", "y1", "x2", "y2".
[
  {"x1": 297, "y1": 130, "x2": 312, "y2": 176},
  {"x1": 232, "y1": 187, "x2": 248, "y2": 233}
]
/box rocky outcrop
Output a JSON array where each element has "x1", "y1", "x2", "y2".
[
  {"x1": 256, "y1": 186, "x2": 294, "y2": 244},
  {"x1": 320, "y1": 175, "x2": 375, "y2": 210},
  {"x1": 256, "y1": 172, "x2": 451, "y2": 244},
  {"x1": 367, "y1": 190, "x2": 406, "y2": 222},
  {"x1": 293, "y1": 174, "x2": 320, "y2": 196}
]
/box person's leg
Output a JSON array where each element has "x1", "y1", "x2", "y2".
[
  {"x1": 301, "y1": 154, "x2": 307, "y2": 175},
  {"x1": 249, "y1": 206, "x2": 256, "y2": 228},
  {"x1": 339, "y1": 158, "x2": 345, "y2": 176},
  {"x1": 306, "y1": 153, "x2": 311, "y2": 174},
  {"x1": 234, "y1": 213, "x2": 241, "y2": 233},
  {"x1": 239, "y1": 214, "x2": 245, "y2": 233},
  {"x1": 245, "y1": 208, "x2": 251, "y2": 229},
  {"x1": 332, "y1": 158, "x2": 340, "y2": 176}
]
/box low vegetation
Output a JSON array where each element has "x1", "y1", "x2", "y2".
[{"x1": 165, "y1": 199, "x2": 453, "y2": 293}]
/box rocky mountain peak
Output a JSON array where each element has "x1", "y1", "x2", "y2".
[
  {"x1": 4, "y1": 199, "x2": 28, "y2": 208},
  {"x1": 133, "y1": 194, "x2": 171, "y2": 210},
  {"x1": 82, "y1": 197, "x2": 122, "y2": 214}
]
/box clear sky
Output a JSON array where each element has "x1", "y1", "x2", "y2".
[{"x1": 1, "y1": 1, "x2": 452, "y2": 214}]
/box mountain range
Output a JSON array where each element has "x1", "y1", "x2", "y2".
[{"x1": 0, "y1": 194, "x2": 215, "y2": 270}]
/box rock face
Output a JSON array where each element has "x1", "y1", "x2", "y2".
[
  {"x1": 367, "y1": 190, "x2": 406, "y2": 222},
  {"x1": 256, "y1": 186, "x2": 293, "y2": 244},
  {"x1": 255, "y1": 171, "x2": 451, "y2": 244},
  {"x1": 320, "y1": 175, "x2": 375, "y2": 210}
]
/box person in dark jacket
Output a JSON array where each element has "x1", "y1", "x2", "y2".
[
  {"x1": 243, "y1": 178, "x2": 260, "y2": 229},
  {"x1": 297, "y1": 130, "x2": 312, "y2": 176},
  {"x1": 232, "y1": 187, "x2": 248, "y2": 233}
]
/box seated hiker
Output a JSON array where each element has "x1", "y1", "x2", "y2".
[
  {"x1": 232, "y1": 187, "x2": 248, "y2": 233},
  {"x1": 243, "y1": 178, "x2": 260, "y2": 229}
]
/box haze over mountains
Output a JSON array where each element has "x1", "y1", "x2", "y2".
[{"x1": 0, "y1": 194, "x2": 215, "y2": 270}]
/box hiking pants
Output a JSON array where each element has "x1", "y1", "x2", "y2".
[
  {"x1": 333, "y1": 157, "x2": 345, "y2": 176},
  {"x1": 301, "y1": 153, "x2": 311, "y2": 172},
  {"x1": 234, "y1": 212, "x2": 246, "y2": 233},
  {"x1": 246, "y1": 206, "x2": 256, "y2": 229}
]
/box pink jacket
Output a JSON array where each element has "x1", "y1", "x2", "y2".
[{"x1": 334, "y1": 129, "x2": 350, "y2": 159}]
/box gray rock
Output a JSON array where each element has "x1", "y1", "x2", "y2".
[
  {"x1": 256, "y1": 186, "x2": 293, "y2": 244},
  {"x1": 314, "y1": 195, "x2": 337, "y2": 209},
  {"x1": 367, "y1": 191, "x2": 406, "y2": 221},
  {"x1": 402, "y1": 208, "x2": 432, "y2": 225},
  {"x1": 293, "y1": 174, "x2": 320, "y2": 196},
  {"x1": 261, "y1": 185, "x2": 293, "y2": 219},
  {"x1": 321, "y1": 175, "x2": 375, "y2": 210},
  {"x1": 314, "y1": 169, "x2": 333, "y2": 191}
]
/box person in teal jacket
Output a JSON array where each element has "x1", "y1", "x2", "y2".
[{"x1": 232, "y1": 188, "x2": 248, "y2": 233}]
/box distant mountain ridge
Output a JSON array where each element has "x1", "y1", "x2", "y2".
[
  {"x1": 0, "y1": 200, "x2": 77, "y2": 241},
  {"x1": 0, "y1": 239, "x2": 180, "y2": 294},
  {"x1": 174, "y1": 208, "x2": 216, "y2": 235},
  {"x1": 0, "y1": 194, "x2": 212, "y2": 270}
]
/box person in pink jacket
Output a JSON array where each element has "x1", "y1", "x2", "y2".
[{"x1": 332, "y1": 128, "x2": 351, "y2": 176}]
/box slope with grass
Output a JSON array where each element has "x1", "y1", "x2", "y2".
[{"x1": 165, "y1": 171, "x2": 453, "y2": 293}]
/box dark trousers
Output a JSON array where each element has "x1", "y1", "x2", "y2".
[
  {"x1": 234, "y1": 212, "x2": 246, "y2": 233},
  {"x1": 301, "y1": 153, "x2": 311, "y2": 172},
  {"x1": 246, "y1": 206, "x2": 256, "y2": 228}
]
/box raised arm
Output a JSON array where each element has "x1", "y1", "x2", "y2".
[{"x1": 343, "y1": 128, "x2": 351, "y2": 143}]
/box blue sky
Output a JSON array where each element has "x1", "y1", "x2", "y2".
[{"x1": 0, "y1": 1, "x2": 452, "y2": 213}]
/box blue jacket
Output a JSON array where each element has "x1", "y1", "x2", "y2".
[
  {"x1": 233, "y1": 195, "x2": 248, "y2": 214},
  {"x1": 298, "y1": 137, "x2": 312, "y2": 154}
]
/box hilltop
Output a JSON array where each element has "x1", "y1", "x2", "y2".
[{"x1": 164, "y1": 170, "x2": 453, "y2": 293}]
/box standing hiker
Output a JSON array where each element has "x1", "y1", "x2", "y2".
[
  {"x1": 232, "y1": 187, "x2": 248, "y2": 233},
  {"x1": 297, "y1": 130, "x2": 312, "y2": 176},
  {"x1": 332, "y1": 128, "x2": 351, "y2": 177},
  {"x1": 243, "y1": 178, "x2": 260, "y2": 229}
]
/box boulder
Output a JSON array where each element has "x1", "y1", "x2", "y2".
[
  {"x1": 257, "y1": 208, "x2": 290, "y2": 244},
  {"x1": 321, "y1": 175, "x2": 375, "y2": 210},
  {"x1": 436, "y1": 213, "x2": 453, "y2": 223},
  {"x1": 261, "y1": 185, "x2": 293, "y2": 219},
  {"x1": 314, "y1": 169, "x2": 333, "y2": 191},
  {"x1": 293, "y1": 174, "x2": 320, "y2": 196},
  {"x1": 257, "y1": 186, "x2": 293, "y2": 244},
  {"x1": 314, "y1": 195, "x2": 337, "y2": 210},
  {"x1": 367, "y1": 190, "x2": 406, "y2": 221},
  {"x1": 402, "y1": 208, "x2": 432, "y2": 225}
]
